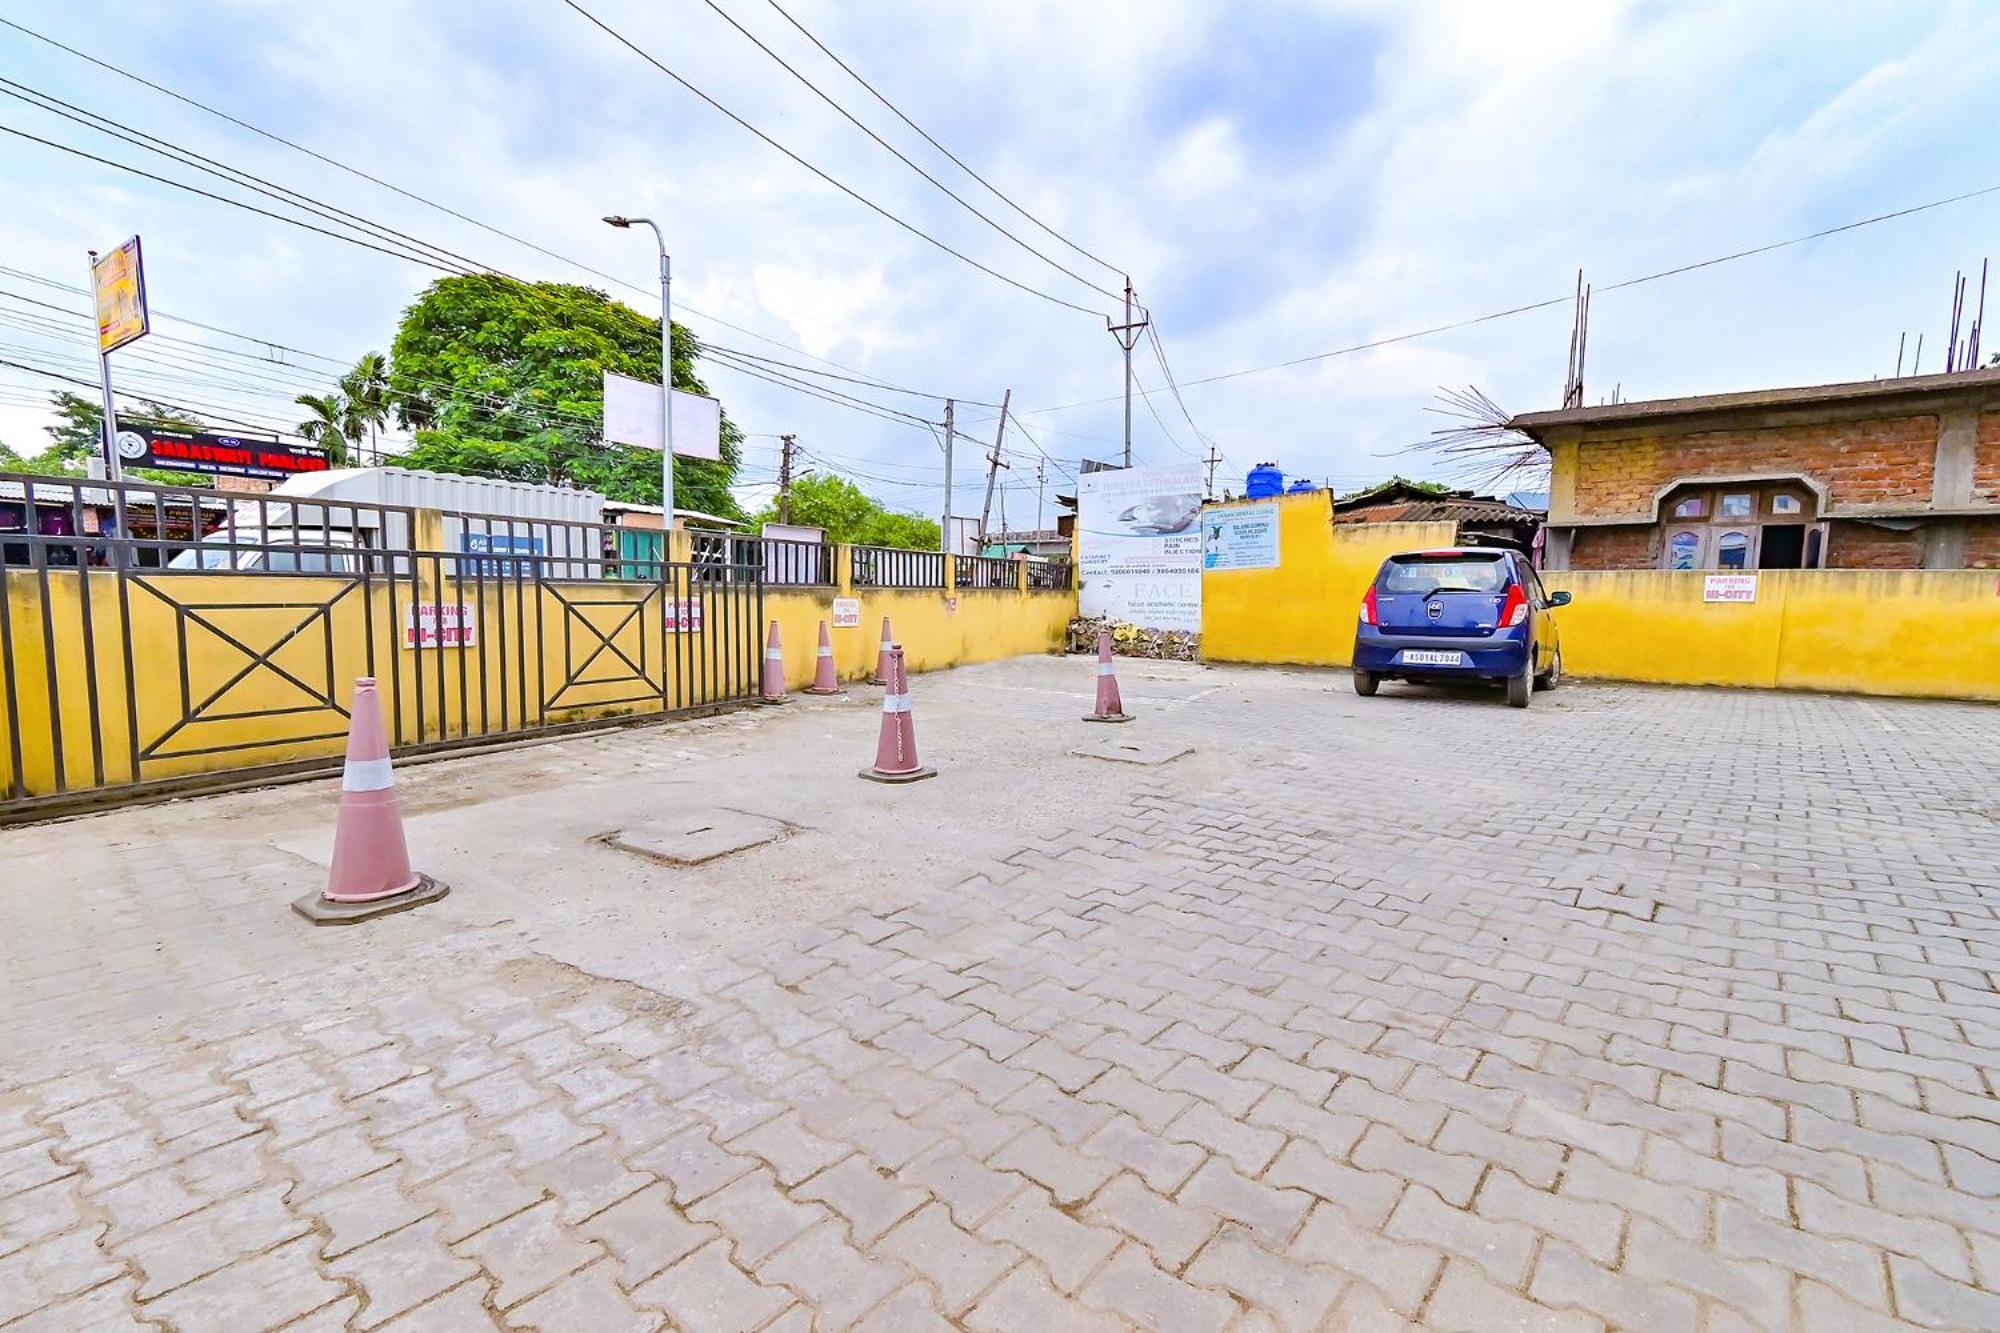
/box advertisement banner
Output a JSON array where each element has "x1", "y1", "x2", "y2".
[
  {"x1": 403, "y1": 603, "x2": 478, "y2": 648},
  {"x1": 114, "y1": 425, "x2": 329, "y2": 481},
  {"x1": 602, "y1": 371, "x2": 723, "y2": 460},
  {"x1": 1201, "y1": 504, "x2": 1280, "y2": 571},
  {"x1": 1077, "y1": 463, "x2": 1203, "y2": 631},
  {"x1": 92, "y1": 236, "x2": 148, "y2": 353},
  {"x1": 831, "y1": 597, "x2": 861, "y2": 628}
]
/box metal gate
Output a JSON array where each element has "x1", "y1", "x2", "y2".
[{"x1": 0, "y1": 474, "x2": 764, "y2": 815}]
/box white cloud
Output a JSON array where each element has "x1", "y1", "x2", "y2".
[{"x1": 1, "y1": 0, "x2": 1995, "y2": 508}]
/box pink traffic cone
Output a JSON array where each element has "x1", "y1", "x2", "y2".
[
  {"x1": 858, "y1": 645, "x2": 935, "y2": 783},
  {"x1": 760, "y1": 620, "x2": 790, "y2": 705},
  {"x1": 868, "y1": 617, "x2": 895, "y2": 685},
  {"x1": 1083, "y1": 629, "x2": 1132, "y2": 722},
  {"x1": 806, "y1": 620, "x2": 840, "y2": 694},
  {"x1": 294, "y1": 678, "x2": 447, "y2": 923}
]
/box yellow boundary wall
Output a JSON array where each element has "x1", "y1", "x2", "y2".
[
  {"x1": 1199, "y1": 490, "x2": 2000, "y2": 700},
  {"x1": 0, "y1": 529, "x2": 1074, "y2": 805}
]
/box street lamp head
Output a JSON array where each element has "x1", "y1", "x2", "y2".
[{"x1": 602, "y1": 215, "x2": 631, "y2": 228}]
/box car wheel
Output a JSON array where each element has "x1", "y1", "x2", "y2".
[
  {"x1": 1352, "y1": 669, "x2": 1379, "y2": 697},
  {"x1": 1536, "y1": 649, "x2": 1563, "y2": 690},
  {"x1": 1507, "y1": 664, "x2": 1532, "y2": 708}
]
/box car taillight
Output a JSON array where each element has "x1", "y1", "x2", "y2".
[
  {"x1": 1360, "y1": 586, "x2": 1379, "y2": 626},
  {"x1": 1500, "y1": 583, "x2": 1529, "y2": 627}
]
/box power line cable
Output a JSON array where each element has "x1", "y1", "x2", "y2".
[
  {"x1": 0, "y1": 78, "x2": 489, "y2": 273},
  {"x1": 1028, "y1": 178, "x2": 2000, "y2": 412},
  {"x1": 0, "y1": 122, "x2": 465, "y2": 272},
  {"x1": 559, "y1": 0, "x2": 1108, "y2": 317},
  {"x1": 696, "y1": 0, "x2": 1119, "y2": 303},
  {"x1": 0, "y1": 13, "x2": 910, "y2": 381},
  {"x1": 758, "y1": 0, "x2": 1122, "y2": 278}
]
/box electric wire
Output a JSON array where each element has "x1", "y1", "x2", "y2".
[
  {"x1": 758, "y1": 0, "x2": 1122, "y2": 277},
  {"x1": 560, "y1": 0, "x2": 1108, "y2": 317},
  {"x1": 696, "y1": 0, "x2": 1119, "y2": 303},
  {"x1": 0, "y1": 14, "x2": 919, "y2": 382},
  {"x1": 1028, "y1": 178, "x2": 2000, "y2": 412}
]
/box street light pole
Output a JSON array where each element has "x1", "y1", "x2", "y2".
[{"x1": 604, "y1": 215, "x2": 673, "y2": 532}]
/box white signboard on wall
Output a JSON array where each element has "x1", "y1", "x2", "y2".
[
  {"x1": 1703, "y1": 574, "x2": 1759, "y2": 603},
  {"x1": 1201, "y1": 504, "x2": 1279, "y2": 571},
  {"x1": 1077, "y1": 463, "x2": 1203, "y2": 631},
  {"x1": 403, "y1": 603, "x2": 478, "y2": 648},
  {"x1": 602, "y1": 372, "x2": 723, "y2": 460}
]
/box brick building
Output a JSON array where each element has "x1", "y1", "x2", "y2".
[{"x1": 1511, "y1": 367, "x2": 2000, "y2": 571}]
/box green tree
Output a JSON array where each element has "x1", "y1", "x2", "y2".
[
  {"x1": 21, "y1": 391, "x2": 204, "y2": 480},
  {"x1": 387, "y1": 274, "x2": 742, "y2": 518},
  {"x1": 293, "y1": 392, "x2": 354, "y2": 465},
  {"x1": 339, "y1": 350, "x2": 391, "y2": 464},
  {"x1": 751, "y1": 473, "x2": 940, "y2": 549}
]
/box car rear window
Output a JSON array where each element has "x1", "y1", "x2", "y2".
[{"x1": 1380, "y1": 554, "x2": 1506, "y2": 594}]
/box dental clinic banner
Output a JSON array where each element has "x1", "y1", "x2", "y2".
[{"x1": 1077, "y1": 462, "x2": 1203, "y2": 631}]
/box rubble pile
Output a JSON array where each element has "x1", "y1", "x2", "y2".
[{"x1": 1064, "y1": 616, "x2": 1200, "y2": 661}]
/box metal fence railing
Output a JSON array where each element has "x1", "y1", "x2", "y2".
[
  {"x1": 852, "y1": 545, "x2": 944, "y2": 589},
  {"x1": 1027, "y1": 559, "x2": 1074, "y2": 592},
  {"x1": 954, "y1": 554, "x2": 1021, "y2": 589},
  {"x1": 0, "y1": 472, "x2": 766, "y2": 816}
]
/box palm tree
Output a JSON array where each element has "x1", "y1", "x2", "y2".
[
  {"x1": 340, "y1": 351, "x2": 391, "y2": 465},
  {"x1": 294, "y1": 393, "x2": 352, "y2": 466}
]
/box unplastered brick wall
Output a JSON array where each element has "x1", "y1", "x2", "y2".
[
  {"x1": 1975, "y1": 411, "x2": 2000, "y2": 501},
  {"x1": 1963, "y1": 517, "x2": 2000, "y2": 568},
  {"x1": 1570, "y1": 525, "x2": 1655, "y2": 570},
  {"x1": 1827, "y1": 522, "x2": 1924, "y2": 569},
  {"x1": 1571, "y1": 415, "x2": 1939, "y2": 517}
]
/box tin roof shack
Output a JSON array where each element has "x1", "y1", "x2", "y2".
[
  {"x1": 1333, "y1": 479, "x2": 1542, "y2": 552},
  {"x1": 1, "y1": 478, "x2": 229, "y2": 567},
  {"x1": 1513, "y1": 368, "x2": 2000, "y2": 572}
]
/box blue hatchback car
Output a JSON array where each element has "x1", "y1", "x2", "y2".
[{"x1": 1352, "y1": 548, "x2": 1570, "y2": 708}]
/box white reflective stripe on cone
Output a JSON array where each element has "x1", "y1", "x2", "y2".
[
  {"x1": 1097, "y1": 663, "x2": 1117, "y2": 675},
  {"x1": 817, "y1": 646, "x2": 833, "y2": 657},
  {"x1": 879, "y1": 641, "x2": 893, "y2": 651},
  {"x1": 765, "y1": 650, "x2": 784, "y2": 660},
  {"x1": 881, "y1": 693, "x2": 911, "y2": 713},
  {"x1": 342, "y1": 757, "x2": 396, "y2": 792}
]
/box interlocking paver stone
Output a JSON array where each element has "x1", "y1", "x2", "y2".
[{"x1": 4, "y1": 663, "x2": 1998, "y2": 1329}]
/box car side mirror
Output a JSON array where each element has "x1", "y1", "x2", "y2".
[{"x1": 1548, "y1": 590, "x2": 1573, "y2": 607}]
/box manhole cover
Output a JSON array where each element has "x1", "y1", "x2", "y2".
[
  {"x1": 1069, "y1": 738, "x2": 1192, "y2": 766},
  {"x1": 601, "y1": 809, "x2": 786, "y2": 865}
]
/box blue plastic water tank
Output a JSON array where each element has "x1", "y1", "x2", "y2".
[
  {"x1": 1245, "y1": 463, "x2": 1284, "y2": 498},
  {"x1": 1286, "y1": 478, "x2": 1315, "y2": 494}
]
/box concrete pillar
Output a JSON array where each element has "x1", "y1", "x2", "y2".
[{"x1": 1933, "y1": 405, "x2": 1979, "y2": 509}]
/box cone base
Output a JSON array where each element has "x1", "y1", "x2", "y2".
[
  {"x1": 857, "y1": 764, "x2": 937, "y2": 784},
  {"x1": 1083, "y1": 712, "x2": 1134, "y2": 723},
  {"x1": 804, "y1": 686, "x2": 841, "y2": 696},
  {"x1": 293, "y1": 874, "x2": 448, "y2": 925},
  {"x1": 866, "y1": 675, "x2": 888, "y2": 686},
  {"x1": 758, "y1": 695, "x2": 791, "y2": 706}
]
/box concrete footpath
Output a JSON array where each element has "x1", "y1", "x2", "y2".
[{"x1": 2, "y1": 656, "x2": 1997, "y2": 1331}]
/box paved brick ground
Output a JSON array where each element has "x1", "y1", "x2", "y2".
[{"x1": 2, "y1": 659, "x2": 1997, "y2": 1330}]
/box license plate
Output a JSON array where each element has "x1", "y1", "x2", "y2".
[{"x1": 1400, "y1": 649, "x2": 1465, "y2": 666}]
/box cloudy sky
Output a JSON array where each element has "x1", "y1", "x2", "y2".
[{"x1": 2, "y1": 0, "x2": 1997, "y2": 522}]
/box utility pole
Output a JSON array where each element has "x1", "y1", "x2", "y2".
[
  {"x1": 978, "y1": 388, "x2": 1012, "y2": 545},
  {"x1": 777, "y1": 433, "x2": 796, "y2": 525},
  {"x1": 1106, "y1": 277, "x2": 1148, "y2": 469},
  {"x1": 939, "y1": 399, "x2": 954, "y2": 554},
  {"x1": 1035, "y1": 459, "x2": 1046, "y2": 535},
  {"x1": 1202, "y1": 443, "x2": 1222, "y2": 500}
]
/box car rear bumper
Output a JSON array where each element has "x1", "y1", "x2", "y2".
[{"x1": 1352, "y1": 629, "x2": 1529, "y2": 679}]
